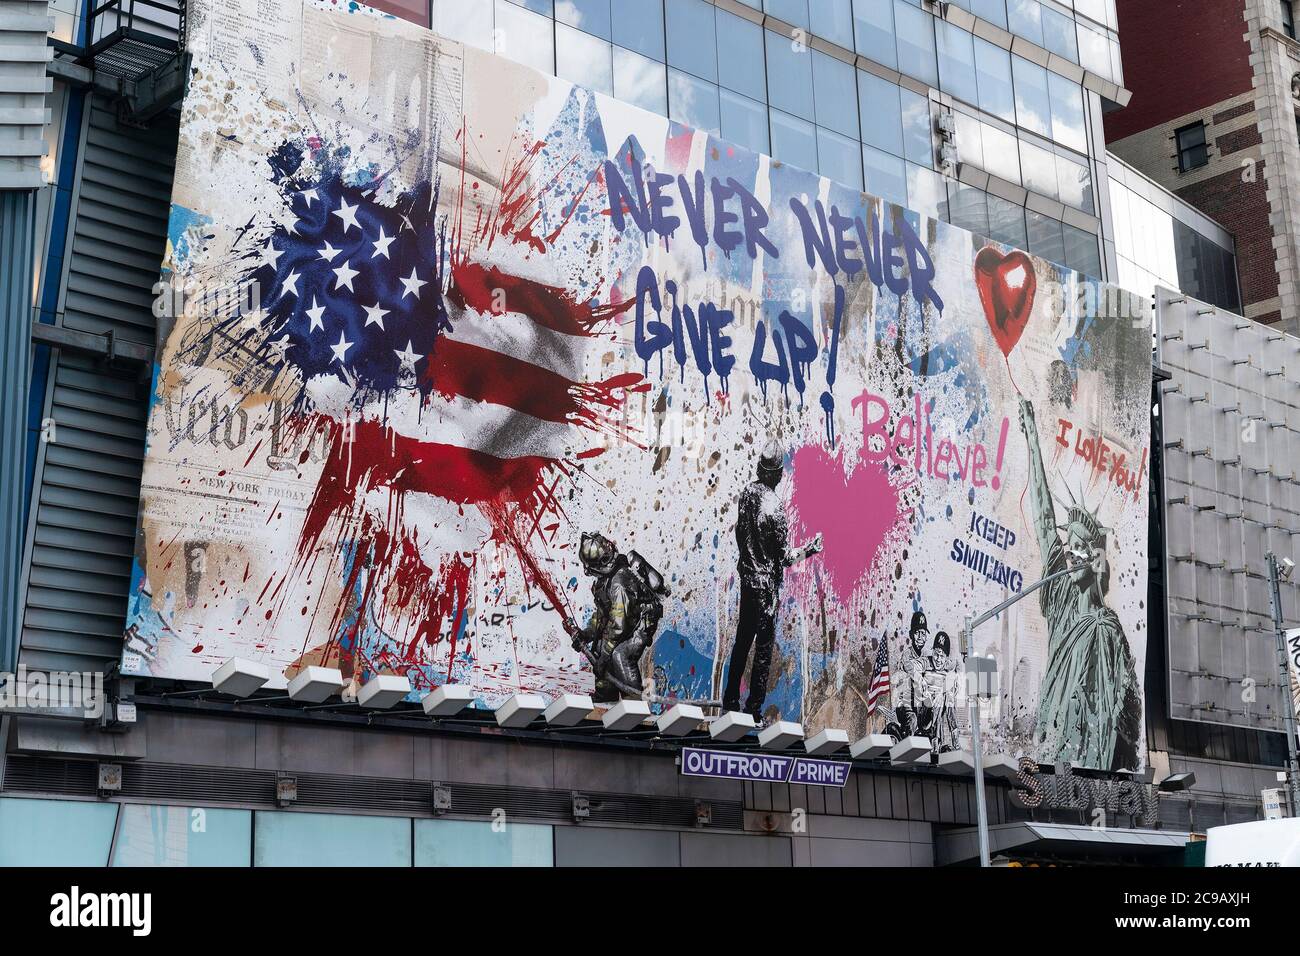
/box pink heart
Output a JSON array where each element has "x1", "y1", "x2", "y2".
[{"x1": 789, "y1": 445, "x2": 903, "y2": 601}]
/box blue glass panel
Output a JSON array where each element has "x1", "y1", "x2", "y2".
[
  {"x1": 415, "y1": 819, "x2": 553, "y2": 866},
  {"x1": 974, "y1": 37, "x2": 1014, "y2": 122},
  {"x1": 717, "y1": 8, "x2": 766, "y2": 101},
  {"x1": 614, "y1": 47, "x2": 668, "y2": 115},
  {"x1": 809, "y1": 0, "x2": 854, "y2": 47},
  {"x1": 970, "y1": 0, "x2": 1007, "y2": 28},
  {"x1": 1026, "y1": 209, "x2": 1065, "y2": 264},
  {"x1": 495, "y1": 0, "x2": 555, "y2": 75},
  {"x1": 1007, "y1": 0, "x2": 1042, "y2": 45},
  {"x1": 981, "y1": 122, "x2": 1020, "y2": 184},
  {"x1": 770, "y1": 108, "x2": 819, "y2": 171},
  {"x1": 765, "y1": 28, "x2": 815, "y2": 119},
  {"x1": 863, "y1": 143, "x2": 908, "y2": 206},
  {"x1": 852, "y1": 0, "x2": 897, "y2": 69},
  {"x1": 1077, "y1": 20, "x2": 1111, "y2": 78},
  {"x1": 557, "y1": 0, "x2": 612, "y2": 39},
  {"x1": 893, "y1": 0, "x2": 937, "y2": 87},
  {"x1": 1063, "y1": 222, "x2": 1101, "y2": 277},
  {"x1": 936, "y1": 18, "x2": 977, "y2": 105},
  {"x1": 253, "y1": 811, "x2": 411, "y2": 866},
  {"x1": 900, "y1": 87, "x2": 932, "y2": 166},
  {"x1": 721, "y1": 88, "x2": 770, "y2": 154},
  {"x1": 1012, "y1": 54, "x2": 1050, "y2": 137},
  {"x1": 947, "y1": 181, "x2": 990, "y2": 236},
  {"x1": 612, "y1": 0, "x2": 665, "y2": 60},
  {"x1": 765, "y1": 0, "x2": 809, "y2": 28},
  {"x1": 906, "y1": 161, "x2": 945, "y2": 218},
  {"x1": 557, "y1": 23, "x2": 613, "y2": 94},
  {"x1": 111, "y1": 804, "x2": 252, "y2": 867},
  {"x1": 668, "y1": 67, "x2": 721, "y2": 132},
  {"x1": 817, "y1": 126, "x2": 863, "y2": 188},
  {"x1": 666, "y1": 0, "x2": 718, "y2": 82},
  {"x1": 433, "y1": 0, "x2": 494, "y2": 49},
  {"x1": 1048, "y1": 71, "x2": 1087, "y2": 153},
  {"x1": 1056, "y1": 152, "x2": 1094, "y2": 213},
  {"x1": 1041, "y1": 5, "x2": 1078, "y2": 62},
  {"x1": 0, "y1": 797, "x2": 118, "y2": 866},
  {"x1": 988, "y1": 194, "x2": 1027, "y2": 248},
  {"x1": 1019, "y1": 139, "x2": 1058, "y2": 198},
  {"x1": 858, "y1": 70, "x2": 903, "y2": 156},
  {"x1": 812, "y1": 51, "x2": 858, "y2": 137}
]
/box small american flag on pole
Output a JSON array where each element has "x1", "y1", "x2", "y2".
[{"x1": 866, "y1": 639, "x2": 892, "y2": 717}]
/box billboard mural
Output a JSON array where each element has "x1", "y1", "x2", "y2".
[{"x1": 123, "y1": 0, "x2": 1152, "y2": 770}]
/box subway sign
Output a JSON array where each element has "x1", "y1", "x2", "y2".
[{"x1": 679, "y1": 748, "x2": 850, "y2": 788}]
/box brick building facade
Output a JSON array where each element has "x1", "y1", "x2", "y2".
[{"x1": 1105, "y1": 0, "x2": 1300, "y2": 332}]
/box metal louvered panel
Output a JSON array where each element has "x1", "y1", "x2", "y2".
[
  {"x1": 294, "y1": 773, "x2": 433, "y2": 815},
  {"x1": 18, "y1": 94, "x2": 174, "y2": 675},
  {"x1": 21, "y1": 351, "x2": 149, "y2": 673},
  {"x1": 0, "y1": 1, "x2": 54, "y2": 188},
  {"x1": 2, "y1": 756, "x2": 746, "y2": 829},
  {"x1": 2, "y1": 754, "x2": 99, "y2": 795},
  {"x1": 61, "y1": 96, "x2": 174, "y2": 345}
]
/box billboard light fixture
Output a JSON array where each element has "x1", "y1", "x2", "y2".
[
  {"x1": 890, "y1": 736, "x2": 933, "y2": 764},
  {"x1": 287, "y1": 665, "x2": 344, "y2": 703},
  {"x1": 849, "y1": 734, "x2": 895, "y2": 760},
  {"x1": 211, "y1": 657, "x2": 270, "y2": 698},
  {"x1": 602, "y1": 698, "x2": 651, "y2": 731},
  {"x1": 709, "y1": 710, "x2": 756, "y2": 742},
  {"x1": 758, "y1": 720, "x2": 804, "y2": 750},
  {"x1": 356, "y1": 673, "x2": 411, "y2": 710},
  {"x1": 423, "y1": 683, "x2": 477, "y2": 717},
  {"x1": 805, "y1": 727, "x2": 849, "y2": 756},
  {"x1": 938, "y1": 750, "x2": 976, "y2": 775},
  {"x1": 983, "y1": 753, "x2": 1022, "y2": 781},
  {"x1": 1159, "y1": 771, "x2": 1196, "y2": 793},
  {"x1": 543, "y1": 693, "x2": 594, "y2": 727},
  {"x1": 496, "y1": 692, "x2": 547, "y2": 728},
  {"x1": 656, "y1": 703, "x2": 704, "y2": 737}
]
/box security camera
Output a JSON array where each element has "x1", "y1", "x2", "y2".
[{"x1": 1283, "y1": 557, "x2": 1296, "y2": 581}]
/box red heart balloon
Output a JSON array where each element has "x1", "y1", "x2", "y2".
[{"x1": 974, "y1": 246, "x2": 1037, "y2": 359}]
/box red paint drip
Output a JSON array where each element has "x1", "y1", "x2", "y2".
[{"x1": 448, "y1": 260, "x2": 632, "y2": 337}]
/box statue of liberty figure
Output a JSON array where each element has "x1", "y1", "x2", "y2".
[{"x1": 1018, "y1": 397, "x2": 1142, "y2": 771}]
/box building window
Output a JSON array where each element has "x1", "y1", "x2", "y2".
[
  {"x1": 1284, "y1": 1, "x2": 1296, "y2": 39},
  {"x1": 1175, "y1": 122, "x2": 1208, "y2": 172}
]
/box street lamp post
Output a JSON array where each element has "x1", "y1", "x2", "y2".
[
  {"x1": 962, "y1": 549, "x2": 1093, "y2": 868},
  {"x1": 1265, "y1": 551, "x2": 1300, "y2": 816}
]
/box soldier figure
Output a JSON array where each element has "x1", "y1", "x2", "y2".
[
  {"x1": 565, "y1": 532, "x2": 669, "y2": 703},
  {"x1": 894, "y1": 610, "x2": 936, "y2": 741}
]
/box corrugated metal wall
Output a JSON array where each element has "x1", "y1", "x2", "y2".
[
  {"x1": 19, "y1": 94, "x2": 175, "y2": 674},
  {"x1": 0, "y1": 0, "x2": 54, "y2": 189},
  {"x1": 2, "y1": 190, "x2": 35, "y2": 673}
]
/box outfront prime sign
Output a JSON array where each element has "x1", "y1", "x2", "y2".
[{"x1": 680, "y1": 748, "x2": 851, "y2": 789}]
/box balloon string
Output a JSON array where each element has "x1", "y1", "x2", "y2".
[{"x1": 1005, "y1": 354, "x2": 1021, "y2": 395}]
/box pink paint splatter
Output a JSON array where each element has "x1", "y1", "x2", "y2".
[{"x1": 789, "y1": 445, "x2": 909, "y2": 603}]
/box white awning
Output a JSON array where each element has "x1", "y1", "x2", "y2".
[{"x1": 937, "y1": 822, "x2": 1191, "y2": 866}]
